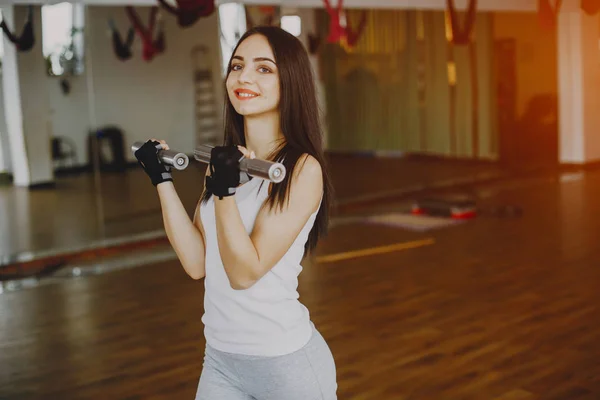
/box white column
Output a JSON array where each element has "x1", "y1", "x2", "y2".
[
  {"x1": 1, "y1": 5, "x2": 54, "y2": 186},
  {"x1": 557, "y1": 8, "x2": 600, "y2": 164}
]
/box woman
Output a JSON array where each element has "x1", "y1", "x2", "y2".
[{"x1": 134, "y1": 26, "x2": 337, "y2": 399}]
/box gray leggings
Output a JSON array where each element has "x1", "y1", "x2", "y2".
[{"x1": 195, "y1": 325, "x2": 337, "y2": 400}]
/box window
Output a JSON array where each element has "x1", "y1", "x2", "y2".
[
  {"x1": 42, "y1": 2, "x2": 84, "y2": 76},
  {"x1": 281, "y1": 15, "x2": 302, "y2": 37},
  {"x1": 218, "y1": 3, "x2": 247, "y2": 76}
]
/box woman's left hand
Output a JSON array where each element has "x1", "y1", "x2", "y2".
[{"x1": 237, "y1": 146, "x2": 256, "y2": 160}]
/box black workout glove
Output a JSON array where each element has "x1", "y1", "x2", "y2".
[
  {"x1": 134, "y1": 140, "x2": 173, "y2": 187},
  {"x1": 205, "y1": 145, "x2": 243, "y2": 200}
]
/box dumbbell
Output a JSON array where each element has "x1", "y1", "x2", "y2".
[
  {"x1": 194, "y1": 145, "x2": 286, "y2": 183},
  {"x1": 131, "y1": 141, "x2": 190, "y2": 171},
  {"x1": 131, "y1": 141, "x2": 286, "y2": 183}
]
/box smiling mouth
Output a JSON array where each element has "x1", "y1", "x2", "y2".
[{"x1": 235, "y1": 89, "x2": 259, "y2": 100}]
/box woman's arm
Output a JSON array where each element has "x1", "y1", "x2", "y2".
[
  {"x1": 135, "y1": 138, "x2": 206, "y2": 280},
  {"x1": 157, "y1": 181, "x2": 207, "y2": 280},
  {"x1": 214, "y1": 154, "x2": 323, "y2": 290}
]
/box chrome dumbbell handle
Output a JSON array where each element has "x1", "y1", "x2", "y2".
[{"x1": 193, "y1": 145, "x2": 286, "y2": 183}]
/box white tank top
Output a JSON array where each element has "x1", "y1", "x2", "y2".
[{"x1": 199, "y1": 176, "x2": 321, "y2": 357}]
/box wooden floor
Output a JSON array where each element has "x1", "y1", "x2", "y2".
[
  {"x1": 3, "y1": 167, "x2": 600, "y2": 399},
  {"x1": 0, "y1": 153, "x2": 504, "y2": 259}
]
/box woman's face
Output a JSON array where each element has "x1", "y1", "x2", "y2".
[{"x1": 226, "y1": 34, "x2": 280, "y2": 117}]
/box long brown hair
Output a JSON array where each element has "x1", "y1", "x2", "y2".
[{"x1": 201, "y1": 26, "x2": 333, "y2": 255}]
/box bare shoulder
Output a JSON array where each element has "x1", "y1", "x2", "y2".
[
  {"x1": 288, "y1": 154, "x2": 323, "y2": 212},
  {"x1": 294, "y1": 153, "x2": 322, "y2": 181}
]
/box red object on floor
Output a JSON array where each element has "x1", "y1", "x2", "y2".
[{"x1": 411, "y1": 198, "x2": 477, "y2": 220}]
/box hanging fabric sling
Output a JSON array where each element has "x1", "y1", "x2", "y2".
[
  {"x1": 538, "y1": 0, "x2": 562, "y2": 31},
  {"x1": 125, "y1": 6, "x2": 165, "y2": 62},
  {"x1": 157, "y1": 0, "x2": 214, "y2": 28},
  {"x1": 343, "y1": 10, "x2": 367, "y2": 51},
  {"x1": 448, "y1": 0, "x2": 476, "y2": 45},
  {"x1": 323, "y1": 0, "x2": 347, "y2": 44},
  {"x1": 108, "y1": 18, "x2": 135, "y2": 61},
  {"x1": 322, "y1": 0, "x2": 367, "y2": 52},
  {"x1": 0, "y1": 5, "x2": 34, "y2": 52}
]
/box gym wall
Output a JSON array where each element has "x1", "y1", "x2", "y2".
[{"x1": 493, "y1": 11, "x2": 558, "y2": 122}]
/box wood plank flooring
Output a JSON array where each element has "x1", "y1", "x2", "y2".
[{"x1": 2, "y1": 168, "x2": 600, "y2": 399}]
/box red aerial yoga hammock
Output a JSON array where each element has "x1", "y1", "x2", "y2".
[
  {"x1": 344, "y1": 10, "x2": 367, "y2": 48},
  {"x1": 306, "y1": 1, "x2": 343, "y2": 55},
  {"x1": 323, "y1": 0, "x2": 346, "y2": 44},
  {"x1": 447, "y1": 0, "x2": 477, "y2": 45},
  {"x1": 581, "y1": 0, "x2": 600, "y2": 14},
  {"x1": 0, "y1": 5, "x2": 35, "y2": 52},
  {"x1": 322, "y1": 0, "x2": 367, "y2": 51},
  {"x1": 125, "y1": 6, "x2": 165, "y2": 62},
  {"x1": 157, "y1": 0, "x2": 214, "y2": 28},
  {"x1": 538, "y1": 0, "x2": 563, "y2": 31},
  {"x1": 108, "y1": 18, "x2": 135, "y2": 61}
]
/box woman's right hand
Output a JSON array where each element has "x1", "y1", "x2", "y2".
[{"x1": 134, "y1": 139, "x2": 173, "y2": 187}]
